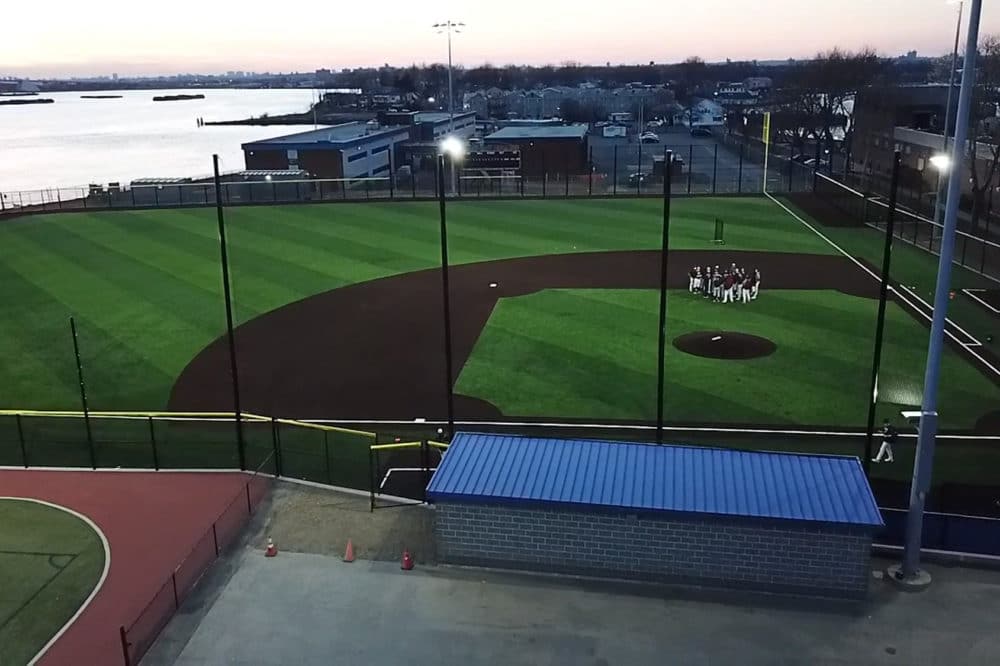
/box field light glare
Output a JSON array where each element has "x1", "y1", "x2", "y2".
[
  {"x1": 930, "y1": 154, "x2": 951, "y2": 171},
  {"x1": 440, "y1": 135, "x2": 465, "y2": 159}
]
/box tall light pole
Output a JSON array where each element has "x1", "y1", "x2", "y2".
[
  {"x1": 935, "y1": 0, "x2": 964, "y2": 226},
  {"x1": 434, "y1": 20, "x2": 465, "y2": 194},
  {"x1": 890, "y1": 0, "x2": 983, "y2": 588}
]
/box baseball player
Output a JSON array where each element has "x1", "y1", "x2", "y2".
[
  {"x1": 703, "y1": 266, "x2": 713, "y2": 298},
  {"x1": 751, "y1": 268, "x2": 761, "y2": 300},
  {"x1": 733, "y1": 268, "x2": 743, "y2": 301},
  {"x1": 741, "y1": 273, "x2": 753, "y2": 303},
  {"x1": 722, "y1": 272, "x2": 735, "y2": 303},
  {"x1": 873, "y1": 419, "x2": 897, "y2": 463},
  {"x1": 689, "y1": 267, "x2": 698, "y2": 292},
  {"x1": 713, "y1": 270, "x2": 723, "y2": 301}
]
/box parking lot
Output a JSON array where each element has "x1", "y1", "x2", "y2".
[{"x1": 588, "y1": 126, "x2": 768, "y2": 195}]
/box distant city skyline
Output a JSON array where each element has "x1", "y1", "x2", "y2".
[{"x1": 3, "y1": 0, "x2": 998, "y2": 79}]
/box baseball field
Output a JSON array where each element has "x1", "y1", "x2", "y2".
[{"x1": 1, "y1": 194, "x2": 999, "y2": 492}]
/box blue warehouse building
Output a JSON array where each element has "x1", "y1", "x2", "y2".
[{"x1": 428, "y1": 433, "x2": 883, "y2": 599}]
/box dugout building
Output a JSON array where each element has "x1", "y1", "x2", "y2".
[
  {"x1": 429, "y1": 433, "x2": 883, "y2": 599},
  {"x1": 483, "y1": 125, "x2": 590, "y2": 179}
]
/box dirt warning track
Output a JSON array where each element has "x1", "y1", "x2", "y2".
[{"x1": 169, "y1": 250, "x2": 876, "y2": 420}]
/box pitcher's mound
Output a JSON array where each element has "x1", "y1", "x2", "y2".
[{"x1": 673, "y1": 331, "x2": 777, "y2": 360}]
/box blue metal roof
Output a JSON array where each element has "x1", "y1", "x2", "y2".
[{"x1": 427, "y1": 433, "x2": 883, "y2": 527}]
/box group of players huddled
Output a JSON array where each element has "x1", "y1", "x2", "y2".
[{"x1": 688, "y1": 264, "x2": 761, "y2": 304}]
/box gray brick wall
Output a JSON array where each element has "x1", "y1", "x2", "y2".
[{"x1": 434, "y1": 501, "x2": 874, "y2": 599}]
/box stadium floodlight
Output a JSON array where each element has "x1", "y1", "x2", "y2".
[
  {"x1": 440, "y1": 135, "x2": 466, "y2": 160},
  {"x1": 929, "y1": 154, "x2": 951, "y2": 171}
]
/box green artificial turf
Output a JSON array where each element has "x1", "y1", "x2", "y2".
[
  {"x1": 0, "y1": 499, "x2": 105, "y2": 666},
  {"x1": 779, "y1": 197, "x2": 999, "y2": 349},
  {"x1": 0, "y1": 196, "x2": 832, "y2": 411},
  {"x1": 455, "y1": 288, "x2": 1000, "y2": 430}
]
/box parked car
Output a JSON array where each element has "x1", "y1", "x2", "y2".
[
  {"x1": 628, "y1": 172, "x2": 650, "y2": 186},
  {"x1": 690, "y1": 126, "x2": 713, "y2": 138},
  {"x1": 639, "y1": 132, "x2": 660, "y2": 144}
]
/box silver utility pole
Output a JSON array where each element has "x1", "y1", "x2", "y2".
[
  {"x1": 433, "y1": 20, "x2": 464, "y2": 194},
  {"x1": 935, "y1": 1, "x2": 964, "y2": 226},
  {"x1": 895, "y1": 0, "x2": 982, "y2": 586}
]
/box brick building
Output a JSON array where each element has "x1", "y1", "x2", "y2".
[
  {"x1": 483, "y1": 125, "x2": 589, "y2": 179},
  {"x1": 428, "y1": 433, "x2": 883, "y2": 599},
  {"x1": 242, "y1": 123, "x2": 411, "y2": 180}
]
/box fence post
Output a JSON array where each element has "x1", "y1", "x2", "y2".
[
  {"x1": 541, "y1": 153, "x2": 547, "y2": 197},
  {"x1": 148, "y1": 416, "x2": 159, "y2": 471},
  {"x1": 119, "y1": 626, "x2": 132, "y2": 666},
  {"x1": 365, "y1": 178, "x2": 371, "y2": 200},
  {"x1": 342, "y1": 179, "x2": 347, "y2": 200},
  {"x1": 171, "y1": 573, "x2": 179, "y2": 609},
  {"x1": 16, "y1": 413, "x2": 27, "y2": 468},
  {"x1": 212, "y1": 523, "x2": 219, "y2": 556},
  {"x1": 245, "y1": 483, "x2": 252, "y2": 514},
  {"x1": 421, "y1": 440, "x2": 430, "y2": 503},
  {"x1": 711, "y1": 144, "x2": 718, "y2": 194},
  {"x1": 368, "y1": 442, "x2": 376, "y2": 512},
  {"x1": 687, "y1": 145, "x2": 693, "y2": 194},
  {"x1": 612, "y1": 145, "x2": 618, "y2": 196},
  {"x1": 637, "y1": 141, "x2": 643, "y2": 196},
  {"x1": 565, "y1": 153, "x2": 570, "y2": 197},
  {"x1": 787, "y1": 154, "x2": 794, "y2": 192},
  {"x1": 69, "y1": 317, "x2": 96, "y2": 469},
  {"x1": 411, "y1": 171, "x2": 417, "y2": 199},
  {"x1": 588, "y1": 146, "x2": 594, "y2": 196},
  {"x1": 130, "y1": 187, "x2": 136, "y2": 208},
  {"x1": 323, "y1": 431, "x2": 332, "y2": 484},
  {"x1": 270, "y1": 417, "x2": 283, "y2": 477},
  {"x1": 389, "y1": 157, "x2": 395, "y2": 199},
  {"x1": 738, "y1": 143, "x2": 744, "y2": 193}
]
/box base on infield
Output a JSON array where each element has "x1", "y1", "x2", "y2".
[{"x1": 672, "y1": 331, "x2": 777, "y2": 360}]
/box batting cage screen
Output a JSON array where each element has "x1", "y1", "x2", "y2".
[{"x1": 713, "y1": 218, "x2": 725, "y2": 245}]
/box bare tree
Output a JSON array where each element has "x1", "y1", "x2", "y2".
[
  {"x1": 775, "y1": 47, "x2": 884, "y2": 165},
  {"x1": 966, "y1": 34, "x2": 1000, "y2": 230}
]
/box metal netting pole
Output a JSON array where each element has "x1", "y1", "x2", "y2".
[
  {"x1": 70, "y1": 316, "x2": 96, "y2": 469},
  {"x1": 711, "y1": 144, "x2": 718, "y2": 194},
  {"x1": 213, "y1": 155, "x2": 246, "y2": 470},
  {"x1": 864, "y1": 151, "x2": 901, "y2": 475},
  {"x1": 656, "y1": 151, "x2": 673, "y2": 444},
  {"x1": 687, "y1": 145, "x2": 693, "y2": 194},
  {"x1": 437, "y1": 156, "x2": 456, "y2": 437}
]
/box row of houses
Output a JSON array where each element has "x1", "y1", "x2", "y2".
[{"x1": 463, "y1": 83, "x2": 675, "y2": 120}]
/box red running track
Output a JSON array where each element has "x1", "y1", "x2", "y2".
[{"x1": 0, "y1": 469, "x2": 253, "y2": 666}]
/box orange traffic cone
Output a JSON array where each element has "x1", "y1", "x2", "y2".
[
  {"x1": 265, "y1": 537, "x2": 278, "y2": 558},
  {"x1": 344, "y1": 539, "x2": 355, "y2": 563},
  {"x1": 400, "y1": 549, "x2": 414, "y2": 571}
]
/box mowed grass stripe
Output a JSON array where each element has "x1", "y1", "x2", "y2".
[
  {"x1": 262, "y1": 206, "x2": 442, "y2": 268},
  {"x1": 227, "y1": 207, "x2": 437, "y2": 276},
  {"x1": 15, "y1": 223, "x2": 234, "y2": 335},
  {"x1": 126, "y1": 210, "x2": 336, "y2": 313},
  {"x1": 0, "y1": 234, "x2": 205, "y2": 378}
]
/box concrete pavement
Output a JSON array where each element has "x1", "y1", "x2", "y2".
[{"x1": 146, "y1": 548, "x2": 1000, "y2": 666}]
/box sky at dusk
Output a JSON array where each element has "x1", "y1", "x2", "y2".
[{"x1": 3, "y1": 0, "x2": 999, "y2": 78}]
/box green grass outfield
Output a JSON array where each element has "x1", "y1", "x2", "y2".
[
  {"x1": 0, "y1": 499, "x2": 105, "y2": 666},
  {"x1": 0, "y1": 196, "x2": 832, "y2": 410},
  {"x1": 455, "y1": 288, "x2": 999, "y2": 429},
  {"x1": 0, "y1": 195, "x2": 995, "y2": 430}
]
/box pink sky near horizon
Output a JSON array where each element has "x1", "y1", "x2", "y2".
[{"x1": 3, "y1": 0, "x2": 998, "y2": 78}]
